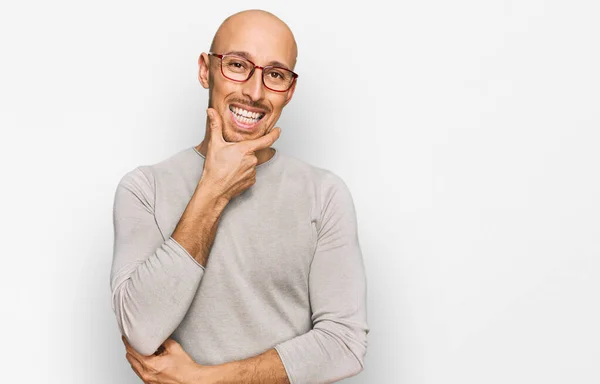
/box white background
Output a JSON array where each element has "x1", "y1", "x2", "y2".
[{"x1": 1, "y1": 0, "x2": 599, "y2": 383}]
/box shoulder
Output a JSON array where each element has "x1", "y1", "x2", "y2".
[
  {"x1": 276, "y1": 151, "x2": 354, "y2": 212},
  {"x1": 120, "y1": 146, "x2": 199, "y2": 182},
  {"x1": 276, "y1": 151, "x2": 348, "y2": 190},
  {"x1": 115, "y1": 146, "x2": 198, "y2": 201}
]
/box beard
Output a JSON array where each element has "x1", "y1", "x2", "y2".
[
  {"x1": 221, "y1": 117, "x2": 268, "y2": 143},
  {"x1": 207, "y1": 93, "x2": 272, "y2": 142}
]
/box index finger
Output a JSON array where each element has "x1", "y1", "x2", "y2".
[{"x1": 241, "y1": 127, "x2": 281, "y2": 153}]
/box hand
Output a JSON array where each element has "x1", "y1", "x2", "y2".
[
  {"x1": 200, "y1": 107, "x2": 281, "y2": 201},
  {"x1": 122, "y1": 335, "x2": 216, "y2": 384}
]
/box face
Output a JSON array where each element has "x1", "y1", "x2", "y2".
[{"x1": 197, "y1": 18, "x2": 297, "y2": 143}]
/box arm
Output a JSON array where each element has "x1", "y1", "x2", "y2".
[
  {"x1": 211, "y1": 173, "x2": 370, "y2": 384},
  {"x1": 208, "y1": 348, "x2": 290, "y2": 384},
  {"x1": 171, "y1": 178, "x2": 230, "y2": 267},
  {"x1": 110, "y1": 167, "x2": 228, "y2": 356}
]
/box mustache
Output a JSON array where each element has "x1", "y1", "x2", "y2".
[{"x1": 228, "y1": 99, "x2": 271, "y2": 113}]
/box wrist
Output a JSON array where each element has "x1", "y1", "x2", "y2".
[
  {"x1": 195, "y1": 179, "x2": 230, "y2": 211},
  {"x1": 193, "y1": 364, "x2": 226, "y2": 384}
]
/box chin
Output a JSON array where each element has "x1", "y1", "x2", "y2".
[{"x1": 222, "y1": 125, "x2": 263, "y2": 143}]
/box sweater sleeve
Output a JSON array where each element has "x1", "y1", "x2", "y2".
[
  {"x1": 109, "y1": 167, "x2": 205, "y2": 356},
  {"x1": 273, "y1": 173, "x2": 370, "y2": 384}
]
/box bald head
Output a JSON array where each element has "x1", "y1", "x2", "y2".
[
  {"x1": 196, "y1": 9, "x2": 298, "y2": 149},
  {"x1": 210, "y1": 9, "x2": 298, "y2": 69}
]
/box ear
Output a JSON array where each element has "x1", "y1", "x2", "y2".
[
  {"x1": 198, "y1": 53, "x2": 211, "y2": 89},
  {"x1": 282, "y1": 78, "x2": 297, "y2": 107}
]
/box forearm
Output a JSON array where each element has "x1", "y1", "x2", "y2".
[
  {"x1": 111, "y1": 174, "x2": 228, "y2": 356},
  {"x1": 209, "y1": 348, "x2": 290, "y2": 384},
  {"x1": 268, "y1": 173, "x2": 369, "y2": 384},
  {"x1": 112, "y1": 237, "x2": 205, "y2": 355},
  {"x1": 171, "y1": 179, "x2": 230, "y2": 267}
]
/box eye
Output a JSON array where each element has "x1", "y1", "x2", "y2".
[
  {"x1": 267, "y1": 69, "x2": 289, "y2": 80},
  {"x1": 228, "y1": 61, "x2": 245, "y2": 68},
  {"x1": 224, "y1": 57, "x2": 250, "y2": 71}
]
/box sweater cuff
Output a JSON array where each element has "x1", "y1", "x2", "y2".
[{"x1": 167, "y1": 236, "x2": 205, "y2": 270}]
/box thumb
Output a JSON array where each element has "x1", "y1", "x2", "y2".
[
  {"x1": 243, "y1": 126, "x2": 281, "y2": 153},
  {"x1": 207, "y1": 108, "x2": 225, "y2": 145},
  {"x1": 162, "y1": 338, "x2": 182, "y2": 352}
]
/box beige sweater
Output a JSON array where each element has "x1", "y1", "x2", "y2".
[{"x1": 109, "y1": 145, "x2": 369, "y2": 384}]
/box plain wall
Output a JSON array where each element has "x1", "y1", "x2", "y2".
[{"x1": 1, "y1": 0, "x2": 598, "y2": 383}]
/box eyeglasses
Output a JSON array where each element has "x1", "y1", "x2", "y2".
[{"x1": 208, "y1": 52, "x2": 298, "y2": 92}]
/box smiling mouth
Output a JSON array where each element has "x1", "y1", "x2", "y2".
[{"x1": 229, "y1": 105, "x2": 266, "y2": 125}]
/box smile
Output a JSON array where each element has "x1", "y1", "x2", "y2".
[{"x1": 229, "y1": 105, "x2": 266, "y2": 128}]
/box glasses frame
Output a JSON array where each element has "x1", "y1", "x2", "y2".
[{"x1": 208, "y1": 52, "x2": 299, "y2": 93}]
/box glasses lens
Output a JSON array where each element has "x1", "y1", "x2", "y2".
[
  {"x1": 221, "y1": 56, "x2": 252, "y2": 81},
  {"x1": 263, "y1": 68, "x2": 294, "y2": 91}
]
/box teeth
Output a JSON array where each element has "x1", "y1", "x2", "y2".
[
  {"x1": 230, "y1": 106, "x2": 264, "y2": 124},
  {"x1": 232, "y1": 106, "x2": 262, "y2": 119},
  {"x1": 238, "y1": 115, "x2": 256, "y2": 124}
]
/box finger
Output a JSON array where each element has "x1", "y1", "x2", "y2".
[
  {"x1": 122, "y1": 337, "x2": 143, "y2": 359},
  {"x1": 153, "y1": 344, "x2": 166, "y2": 356},
  {"x1": 162, "y1": 338, "x2": 186, "y2": 356},
  {"x1": 242, "y1": 127, "x2": 281, "y2": 153},
  {"x1": 126, "y1": 352, "x2": 146, "y2": 382},
  {"x1": 122, "y1": 335, "x2": 133, "y2": 351},
  {"x1": 163, "y1": 338, "x2": 180, "y2": 351},
  {"x1": 207, "y1": 108, "x2": 225, "y2": 145}
]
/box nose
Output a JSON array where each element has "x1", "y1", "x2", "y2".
[{"x1": 241, "y1": 68, "x2": 266, "y2": 101}]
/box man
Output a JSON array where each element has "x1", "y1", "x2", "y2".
[{"x1": 110, "y1": 9, "x2": 369, "y2": 384}]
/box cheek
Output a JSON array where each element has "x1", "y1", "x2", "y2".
[
  {"x1": 210, "y1": 75, "x2": 237, "y2": 97},
  {"x1": 267, "y1": 95, "x2": 288, "y2": 113},
  {"x1": 209, "y1": 84, "x2": 235, "y2": 112}
]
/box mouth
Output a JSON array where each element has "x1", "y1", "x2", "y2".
[{"x1": 228, "y1": 104, "x2": 266, "y2": 130}]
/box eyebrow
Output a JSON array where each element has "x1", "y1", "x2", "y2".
[{"x1": 224, "y1": 50, "x2": 291, "y2": 70}]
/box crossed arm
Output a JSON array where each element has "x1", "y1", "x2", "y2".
[
  {"x1": 122, "y1": 334, "x2": 290, "y2": 384},
  {"x1": 110, "y1": 167, "x2": 369, "y2": 384}
]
